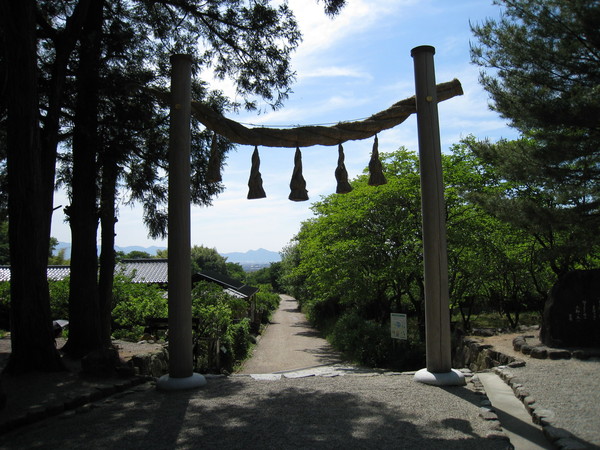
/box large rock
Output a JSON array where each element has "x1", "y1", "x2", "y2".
[
  {"x1": 541, "y1": 269, "x2": 600, "y2": 347},
  {"x1": 81, "y1": 348, "x2": 121, "y2": 377}
]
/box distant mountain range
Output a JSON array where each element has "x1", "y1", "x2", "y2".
[
  {"x1": 221, "y1": 248, "x2": 281, "y2": 264},
  {"x1": 54, "y1": 243, "x2": 281, "y2": 264}
]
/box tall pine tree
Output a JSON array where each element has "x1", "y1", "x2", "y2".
[{"x1": 468, "y1": 0, "x2": 600, "y2": 275}]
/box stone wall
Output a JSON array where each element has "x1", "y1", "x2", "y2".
[
  {"x1": 129, "y1": 347, "x2": 169, "y2": 378},
  {"x1": 453, "y1": 336, "x2": 524, "y2": 371}
]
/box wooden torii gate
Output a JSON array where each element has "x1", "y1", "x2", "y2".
[{"x1": 157, "y1": 46, "x2": 465, "y2": 390}]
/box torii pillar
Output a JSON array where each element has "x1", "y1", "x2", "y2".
[
  {"x1": 411, "y1": 46, "x2": 465, "y2": 386},
  {"x1": 157, "y1": 54, "x2": 206, "y2": 390}
]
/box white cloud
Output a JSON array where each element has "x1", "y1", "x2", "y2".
[{"x1": 299, "y1": 65, "x2": 373, "y2": 81}]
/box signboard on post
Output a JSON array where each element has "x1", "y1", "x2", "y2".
[{"x1": 391, "y1": 313, "x2": 407, "y2": 340}]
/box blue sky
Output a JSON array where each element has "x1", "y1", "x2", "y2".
[{"x1": 50, "y1": 0, "x2": 519, "y2": 254}]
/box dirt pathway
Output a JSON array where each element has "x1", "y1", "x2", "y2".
[{"x1": 238, "y1": 294, "x2": 342, "y2": 374}]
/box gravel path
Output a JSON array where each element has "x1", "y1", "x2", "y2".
[
  {"x1": 239, "y1": 295, "x2": 342, "y2": 374},
  {"x1": 0, "y1": 374, "x2": 508, "y2": 449}
]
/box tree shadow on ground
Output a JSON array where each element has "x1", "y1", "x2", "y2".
[{"x1": 2, "y1": 376, "x2": 511, "y2": 449}]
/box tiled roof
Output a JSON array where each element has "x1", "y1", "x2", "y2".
[
  {"x1": 0, "y1": 260, "x2": 169, "y2": 284},
  {"x1": 0, "y1": 261, "x2": 258, "y2": 299},
  {"x1": 118, "y1": 259, "x2": 168, "y2": 284},
  {"x1": 0, "y1": 266, "x2": 71, "y2": 282},
  {"x1": 195, "y1": 270, "x2": 258, "y2": 299},
  {"x1": 47, "y1": 266, "x2": 71, "y2": 281}
]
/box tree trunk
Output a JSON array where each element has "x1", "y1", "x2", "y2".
[
  {"x1": 62, "y1": 0, "x2": 104, "y2": 358},
  {"x1": 98, "y1": 149, "x2": 118, "y2": 346},
  {"x1": 1, "y1": 0, "x2": 63, "y2": 374}
]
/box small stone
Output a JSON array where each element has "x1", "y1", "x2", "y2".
[
  {"x1": 542, "y1": 426, "x2": 573, "y2": 442},
  {"x1": 511, "y1": 383, "x2": 523, "y2": 391},
  {"x1": 532, "y1": 408, "x2": 555, "y2": 425},
  {"x1": 486, "y1": 431, "x2": 510, "y2": 441},
  {"x1": 572, "y1": 350, "x2": 589, "y2": 360},
  {"x1": 472, "y1": 328, "x2": 497, "y2": 337},
  {"x1": 530, "y1": 347, "x2": 548, "y2": 359},
  {"x1": 96, "y1": 385, "x2": 117, "y2": 396},
  {"x1": 548, "y1": 349, "x2": 571, "y2": 360},
  {"x1": 60, "y1": 410, "x2": 77, "y2": 419},
  {"x1": 523, "y1": 396, "x2": 536, "y2": 413},
  {"x1": 513, "y1": 387, "x2": 530, "y2": 400},
  {"x1": 507, "y1": 359, "x2": 526, "y2": 368},
  {"x1": 25, "y1": 405, "x2": 47, "y2": 422},
  {"x1": 250, "y1": 374, "x2": 281, "y2": 381},
  {"x1": 89, "y1": 389, "x2": 105, "y2": 402},
  {"x1": 479, "y1": 409, "x2": 498, "y2": 420},
  {"x1": 509, "y1": 377, "x2": 524, "y2": 386},
  {"x1": 45, "y1": 402, "x2": 65, "y2": 416},
  {"x1": 112, "y1": 390, "x2": 135, "y2": 400},
  {"x1": 521, "y1": 344, "x2": 533, "y2": 355},
  {"x1": 555, "y1": 437, "x2": 589, "y2": 449},
  {"x1": 487, "y1": 422, "x2": 503, "y2": 432},
  {"x1": 75, "y1": 404, "x2": 94, "y2": 414},
  {"x1": 64, "y1": 394, "x2": 90, "y2": 410},
  {"x1": 512, "y1": 336, "x2": 526, "y2": 351}
]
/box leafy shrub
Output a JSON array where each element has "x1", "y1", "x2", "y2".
[
  {"x1": 111, "y1": 273, "x2": 167, "y2": 340},
  {"x1": 0, "y1": 282, "x2": 10, "y2": 330},
  {"x1": 329, "y1": 311, "x2": 425, "y2": 371},
  {"x1": 48, "y1": 278, "x2": 70, "y2": 319},
  {"x1": 191, "y1": 282, "x2": 253, "y2": 372},
  {"x1": 225, "y1": 318, "x2": 251, "y2": 363},
  {"x1": 254, "y1": 284, "x2": 280, "y2": 324}
]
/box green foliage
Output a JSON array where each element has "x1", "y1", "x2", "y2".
[
  {"x1": 111, "y1": 273, "x2": 167, "y2": 340},
  {"x1": 191, "y1": 281, "x2": 255, "y2": 371},
  {"x1": 453, "y1": 311, "x2": 542, "y2": 331},
  {"x1": 469, "y1": 1, "x2": 600, "y2": 276},
  {"x1": 225, "y1": 318, "x2": 252, "y2": 364},
  {"x1": 48, "y1": 248, "x2": 69, "y2": 266},
  {"x1": 48, "y1": 278, "x2": 70, "y2": 320},
  {"x1": 280, "y1": 145, "x2": 555, "y2": 370},
  {"x1": 226, "y1": 262, "x2": 246, "y2": 283},
  {"x1": 329, "y1": 311, "x2": 425, "y2": 370},
  {"x1": 245, "y1": 266, "x2": 272, "y2": 286},
  {"x1": 0, "y1": 282, "x2": 9, "y2": 330},
  {"x1": 0, "y1": 221, "x2": 8, "y2": 265},
  {"x1": 191, "y1": 282, "x2": 237, "y2": 337},
  {"x1": 191, "y1": 245, "x2": 228, "y2": 276},
  {"x1": 254, "y1": 284, "x2": 280, "y2": 324},
  {"x1": 120, "y1": 251, "x2": 153, "y2": 260}
]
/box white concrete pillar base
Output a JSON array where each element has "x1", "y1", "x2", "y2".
[
  {"x1": 156, "y1": 373, "x2": 207, "y2": 391},
  {"x1": 413, "y1": 368, "x2": 466, "y2": 386}
]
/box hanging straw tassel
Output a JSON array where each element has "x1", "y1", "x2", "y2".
[
  {"x1": 335, "y1": 143, "x2": 353, "y2": 194},
  {"x1": 289, "y1": 147, "x2": 309, "y2": 201},
  {"x1": 247, "y1": 146, "x2": 266, "y2": 199},
  {"x1": 206, "y1": 132, "x2": 222, "y2": 183},
  {"x1": 368, "y1": 135, "x2": 387, "y2": 186}
]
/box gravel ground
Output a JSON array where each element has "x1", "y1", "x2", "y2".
[
  {"x1": 480, "y1": 332, "x2": 600, "y2": 448},
  {"x1": 0, "y1": 373, "x2": 509, "y2": 450},
  {"x1": 501, "y1": 356, "x2": 600, "y2": 447}
]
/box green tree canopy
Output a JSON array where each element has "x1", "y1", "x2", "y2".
[
  {"x1": 281, "y1": 146, "x2": 552, "y2": 338},
  {"x1": 0, "y1": 0, "x2": 348, "y2": 371},
  {"x1": 469, "y1": 0, "x2": 600, "y2": 275},
  {"x1": 191, "y1": 245, "x2": 228, "y2": 276}
]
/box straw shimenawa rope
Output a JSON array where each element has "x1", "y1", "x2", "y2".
[{"x1": 147, "y1": 79, "x2": 463, "y2": 148}]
